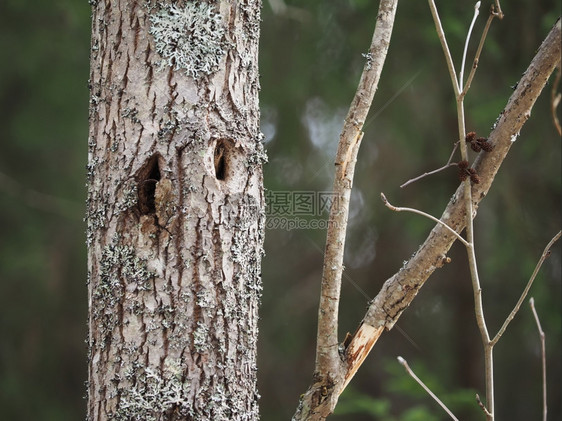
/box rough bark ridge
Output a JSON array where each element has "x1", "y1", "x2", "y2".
[{"x1": 86, "y1": 1, "x2": 264, "y2": 420}]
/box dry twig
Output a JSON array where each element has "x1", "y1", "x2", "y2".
[
  {"x1": 428, "y1": 2, "x2": 498, "y2": 416},
  {"x1": 529, "y1": 297, "x2": 547, "y2": 421},
  {"x1": 461, "y1": 11, "x2": 495, "y2": 98},
  {"x1": 293, "y1": 1, "x2": 399, "y2": 419},
  {"x1": 381, "y1": 192, "x2": 469, "y2": 246},
  {"x1": 460, "y1": 1, "x2": 481, "y2": 88},
  {"x1": 491, "y1": 231, "x2": 561, "y2": 346},
  {"x1": 294, "y1": 7, "x2": 560, "y2": 421},
  {"x1": 398, "y1": 356, "x2": 459, "y2": 421},
  {"x1": 400, "y1": 142, "x2": 459, "y2": 188},
  {"x1": 355, "y1": 20, "x2": 559, "y2": 420}
]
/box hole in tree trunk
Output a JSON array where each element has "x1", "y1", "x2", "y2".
[
  {"x1": 214, "y1": 140, "x2": 228, "y2": 181},
  {"x1": 137, "y1": 155, "x2": 161, "y2": 215}
]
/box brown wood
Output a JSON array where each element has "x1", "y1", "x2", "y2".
[{"x1": 86, "y1": 1, "x2": 264, "y2": 419}]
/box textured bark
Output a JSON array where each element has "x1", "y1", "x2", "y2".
[{"x1": 86, "y1": 1, "x2": 264, "y2": 420}]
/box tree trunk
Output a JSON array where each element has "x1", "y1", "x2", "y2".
[{"x1": 86, "y1": 1, "x2": 265, "y2": 420}]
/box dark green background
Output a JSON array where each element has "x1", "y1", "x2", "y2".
[{"x1": 0, "y1": 1, "x2": 559, "y2": 420}]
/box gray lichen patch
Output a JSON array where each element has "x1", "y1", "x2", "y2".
[
  {"x1": 193, "y1": 321, "x2": 210, "y2": 352},
  {"x1": 117, "y1": 181, "x2": 139, "y2": 212},
  {"x1": 149, "y1": 2, "x2": 227, "y2": 78},
  {"x1": 247, "y1": 134, "x2": 269, "y2": 168},
  {"x1": 93, "y1": 242, "x2": 155, "y2": 339},
  {"x1": 114, "y1": 363, "x2": 193, "y2": 421}
]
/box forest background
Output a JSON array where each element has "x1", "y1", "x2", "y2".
[{"x1": 0, "y1": 0, "x2": 560, "y2": 420}]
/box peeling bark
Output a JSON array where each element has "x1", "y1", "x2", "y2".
[{"x1": 86, "y1": 1, "x2": 264, "y2": 420}]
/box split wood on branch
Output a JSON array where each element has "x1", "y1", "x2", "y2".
[
  {"x1": 294, "y1": 16, "x2": 560, "y2": 421},
  {"x1": 292, "y1": 1, "x2": 398, "y2": 420}
]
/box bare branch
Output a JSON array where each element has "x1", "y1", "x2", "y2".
[
  {"x1": 397, "y1": 356, "x2": 459, "y2": 421},
  {"x1": 460, "y1": 2, "x2": 481, "y2": 89},
  {"x1": 491, "y1": 231, "x2": 561, "y2": 346},
  {"x1": 293, "y1": 2, "x2": 399, "y2": 419},
  {"x1": 400, "y1": 142, "x2": 459, "y2": 188},
  {"x1": 352, "y1": 15, "x2": 560, "y2": 407},
  {"x1": 529, "y1": 297, "x2": 547, "y2": 421},
  {"x1": 461, "y1": 11, "x2": 496, "y2": 98},
  {"x1": 428, "y1": 0, "x2": 460, "y2": 95},
  {"x1": 476, "y1": 394, "x2": 493, "y2": 417},
  {"x1": 428, "y1": 10, "x2": 484, "y2": 376},
  {"x1": 294, "y1": 14, "x2": 561, "y2": 421},
  {"x1": 433, "y1": 2, "x2": 493, "y2": 408},
  {"x1": 381, "y1": 192, "x2": 470, "y2": 247},
  {"x1": 493, "y1": 0, "x2": 504, "y2": 19},
  {"x1": 314, "y1": 0, "x2": 396, "y2": 378}
]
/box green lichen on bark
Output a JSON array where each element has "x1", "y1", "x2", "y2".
[
  {"x1": 114, "y1": 362, "x2": 193, "y2": 421},
  {"x1": 92, "y1": 241, "x2": 155, "y2": 346},
  {"x1": 149, "y1": 2, "x2": 228, "y2": 78}
]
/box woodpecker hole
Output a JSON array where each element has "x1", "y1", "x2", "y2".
[
  {"x1": 214, "y1": 139, "x2": 228, "y2": 181},
  {"x1": 137, "y1": 155, "x2": 161, "y2": 215}
]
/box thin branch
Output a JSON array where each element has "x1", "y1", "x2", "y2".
[
  {"x1": 491, "y1": 231, "x2": 561, "y2": 345},
  {"x1": 481, "y1": 344, "x2": 494, "y2": 420},
  {"x1": 461, "y1": 11, "x2": 495, "y2": 98},
  {"x1": 293, "y1": 2, "x2": 399, "y2": 419},
  {"x1": 400, "y1": 142, "x2": 458, "y2": 188},
  {"x1": 459, "y1": 100, "x2": 494, "y2": 418},
  {"x1": 389, "y1": 10, "x2": 558, "y2": 421},
  {"x1": 460, "y1": 2, "x2": 481, "y2": 89},
  {"x1": 360, "y1": 12, "x2": 560, "y2": 356},
  {"x1": 315, "y1": 0, "x2": 396, "y2": 375},
  {"x1": 442, "y1": 2, "x2": 498, "y2": 414},
  {"x1": 381, "y1": 192, "x2": 469, "y2": 247},
  {"x1": 529, "y1": 297, "x2": 547, "y2": 421},
  {"x1": 295, "y1": 13, "x2": 561, "y2": 421},
  {"x1": 428, "y1": 0, "x2": 460, "y2": 95},
  {"x1": 437, "y1": 0, "x2": 494, "y2": 407},
  {"x1": 397, "y1": 356, "x2": 459, "y2": 421},
  {"x1": 429, "y1": 5, "x2": 483, "y2": 360},
  {"x1": 476, "y1": 394, "x2": 493, "y2": 417},
  {"x1": 493, "y1": 0, "x2": 504, "y2": 20},
  {"x1": 456, "y1": 94, "x2": 493, "y2": 416}
]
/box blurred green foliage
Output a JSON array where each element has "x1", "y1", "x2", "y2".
[
  {"x1": 0, "y1": 0, "x2": 89, "y2": 419},
  {"x1": 0, "y1": 0, "x2": 559, "y2": 420},
  {"x1": 334, "y1": 359, "x2": 481, "y2": 420}
]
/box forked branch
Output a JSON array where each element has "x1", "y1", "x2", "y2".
[
  {"x1": 294, "y1": 11, "x2": 560, "y2": 421},
  {"x1": 343, "y1": 16, "x2": 559, "y2": 417},
  {"x1": 293, "y1": 1, "x2": 399, "y2": 419}
]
